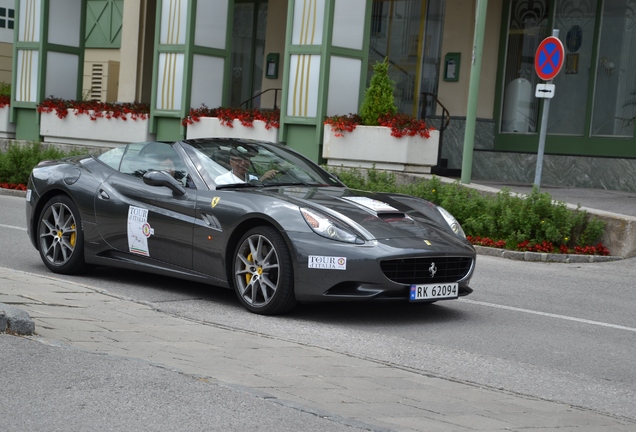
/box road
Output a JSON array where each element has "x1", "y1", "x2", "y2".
[{"x1": 2, "y1": 193, "x2": 636, "y2": 422}]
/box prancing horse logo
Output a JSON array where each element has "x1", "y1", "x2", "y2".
[{"x1": 429, "y1": 262, "x2": 437, "y2": 278}]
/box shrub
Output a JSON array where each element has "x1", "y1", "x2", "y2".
[
  {"x1": 359, "y1": 58, "x2": 397, "y2": 126},
  {"x1": 0, "y1": 142, "x2": 81, "y2": 185}
]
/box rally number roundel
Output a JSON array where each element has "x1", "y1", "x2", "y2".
[{"x1": 535, "y1": 36, "x2": 564, "y2": 81}]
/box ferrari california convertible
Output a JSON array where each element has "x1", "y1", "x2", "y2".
[{"x1": 25, "y1": 138, "x2": 476, "y2": 315}]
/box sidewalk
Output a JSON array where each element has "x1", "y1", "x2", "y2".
[{"x1": 1, "y1": 266, "x2": 634, "y2": 432}]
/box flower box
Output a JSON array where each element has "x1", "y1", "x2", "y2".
[
  {"x1": 186, "y1": 117, "x2": 279, "y2": 142},
  {"x1": 0, "y1": 106, "x2": 16, "y2": 139},
  {"x1": 40, "y1": 109, "x2": 155, "y2": 147},
  {"x1": 322, "y1": 125, "x2": 440, "y2": 174}
]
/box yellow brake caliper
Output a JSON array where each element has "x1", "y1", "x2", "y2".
[
  {"x1": 245, "y1": 253, "x2": 263, "y2": 284},
  {"x1": 70, "y1": 223, "x2": 76, "y2": 248},
  {"x1": 245, "y1": 253, "x2": 253, "y2": 284}
]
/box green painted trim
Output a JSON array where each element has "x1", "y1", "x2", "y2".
[
  {"x1": 285, "y1": 124, "x2": 323, "y2": 163},
  {"x1": 85, "y1": 0, "x2": 123, "y2": 48},
  {"x1": 492, "y1": 0, "x2": 510, "y2": 133},
  {"x1": 223, "y1": 1, "x2": 235, "y2": 106},
  {"x1": 148, "y1": 0, "x2": 164, "y2": 133},
  {"x1": 155, "y1": 117, "x2": 183, "y2": 142},
  {"x1": 583, "y1": 0, "x2": 604, "y2": 138},
  {"x1": 14, "y1": 108, "x2": 41, "y2": 141},
  {"x1": 495, "y1": 134, "x2": 636, "y2": 158}
]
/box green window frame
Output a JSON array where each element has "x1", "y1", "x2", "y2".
[{"x1": 85, "y1": 0, "x2": 123, "y2": 48}]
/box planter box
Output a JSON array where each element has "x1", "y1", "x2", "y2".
[
  {"x1": 40, "y1": 110, "x2": 155, "y2": 148},
  {"x1": 186, "y1": 117, "x2": 279, "y2": 142},
  {"x1": 322, "y1": 125, "x2": 440, "y2": 174},
  {"x1": 0, "y1": 107, "x2": 16, "y2": 139}
]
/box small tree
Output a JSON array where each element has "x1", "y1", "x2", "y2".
[{"x1": 359, "y1": 58, "x2": 397, "y2": 126}]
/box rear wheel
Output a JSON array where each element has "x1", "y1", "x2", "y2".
[
  {"x1": 233, "y1": 226, "x2": 297, "y2": 315},
  {"x1": 38, "y1": 195, "x2": 87, "y2": 274}
]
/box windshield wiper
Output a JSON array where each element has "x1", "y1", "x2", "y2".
[
  {"x1": 272, "y1": 181, "x2": 318, "y2": 187},
  {"x1": 215, "y1": 181, "x2": 264, "y2": 190}
]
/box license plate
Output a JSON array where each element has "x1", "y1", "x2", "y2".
[{"x1": 410, "y1": 283, "x2": 458, "y2": 301}]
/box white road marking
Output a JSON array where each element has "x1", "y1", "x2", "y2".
[
  {"x1": 461, "y1": 298, "x2": 636, "y2": 333},
  {"x1": 0, "y1": 224, "x2": 27, "y2": 231}
]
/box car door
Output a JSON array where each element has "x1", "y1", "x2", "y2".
[{"x1": 94, "y1": 143, "x2": 196, "y2": 270}]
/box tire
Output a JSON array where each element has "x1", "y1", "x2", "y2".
[
  {"x1": 37, "y1": 195, "x2": 88, "y2": 275},
  {"x1": 233, "y1": 226, "x2": 297, "y2": 315}
]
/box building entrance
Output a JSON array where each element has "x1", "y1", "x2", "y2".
[
  {"x1": 230, "y1": 0, "x2": 268, "y2": 108},
  {"x1": 369, "y1": 0, "x2": 445, "y2": 119}
]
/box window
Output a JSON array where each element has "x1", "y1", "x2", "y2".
[
  {"x1": 500, "y1": 0, "x2": 550, "y2": 134},
  {"x1": 0, "y1": 7, "x2": 15, "y2": 29},
  {"x1": 590, "y1": 0, "x2": 636, "y2": 138},
  {"x1": 116, "y1": 142, "x2": 191, "y2": 187}
]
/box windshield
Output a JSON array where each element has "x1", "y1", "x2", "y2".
[{"x1": 181, "y1": 139, "x2": 344, "y2": 189}]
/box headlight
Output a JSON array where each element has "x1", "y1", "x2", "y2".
[
  {"x1": 437, "y1": 206, "x2": 466, "y2": 239},
  {"x1": 300, "y1": 208, "x2": 364, "y2": 244}
]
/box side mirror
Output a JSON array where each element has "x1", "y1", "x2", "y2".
[{"x1": 143, "y1": 170, "x2": 186, "y2": 196}]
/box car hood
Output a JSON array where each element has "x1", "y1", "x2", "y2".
[{"x1": 257, "y1": 186, "x2": 469, "y2": 247}]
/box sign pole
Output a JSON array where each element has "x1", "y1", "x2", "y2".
[
  {"x1": 533, "y1": 97, "x2": 551, "y2": 188},
  {"x1": 533, "y1": 29, "x2": 561, "y2": 190}
]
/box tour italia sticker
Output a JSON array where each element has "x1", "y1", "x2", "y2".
[
  {"x1": 127, "y1": 206, "x2": 154, "y2": 256},
  {"x1": 308, "y1": 255, "x2": 347, "y2": 270}
]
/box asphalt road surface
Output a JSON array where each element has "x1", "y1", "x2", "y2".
[{"x1": 2, "y1": 193, "x2": 635, "y2": 422}]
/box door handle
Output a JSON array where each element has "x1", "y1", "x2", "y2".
[{"x1": 98, "y1": 189, "x2": 110, "y2": 200}]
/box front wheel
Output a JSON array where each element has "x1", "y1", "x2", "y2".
[
  {"x1": 233, "y1": 226, "x2": 297, "y2": 315},
  {"x1": 37, "y1": 195, "x2": 88, "y2": 275}
]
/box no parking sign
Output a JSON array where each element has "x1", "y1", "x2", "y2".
[
  {"x1": 533, "y1": 32, "x2": 564, "y2": 190},
  {"x1": 535, "y1": 36, "x2": 564, "y2": 81}
]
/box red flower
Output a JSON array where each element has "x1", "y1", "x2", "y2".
[
  {"x1": 36, "y1": 98, "x2": 149, "y2": 121},
  {"x1": 323, "y1": 113, "x2": 362, "y2": 137},
  {"x1": 378, "y1": 113, "x2": 432, "y2": 138},
  {"x1": 324, "y1": 112, "x2": 433, "y2": 138},
  {"x1": 181, "y1": 105, "x2": 280, "y2": 130},
  {"x1": 0, "y1": 95, "x2": 10, "y2": 109},
  {"x1": 0, "y1": 182, "x2": 27, "y2": 191},
  {"x1": 467, "y1": 236, "x2": 506, "y2": 248}
]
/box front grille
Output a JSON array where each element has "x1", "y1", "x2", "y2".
[{"x1": 380, "y1": 257, "x2": 473, "y2": 285}]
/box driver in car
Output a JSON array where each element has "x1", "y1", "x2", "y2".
[{"x1": 215, "y1": 147, "x2": 278, "y2": 185}]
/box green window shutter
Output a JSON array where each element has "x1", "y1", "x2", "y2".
[{"x1": 85, "y1": 0, "x2": 123, "y2": 48}]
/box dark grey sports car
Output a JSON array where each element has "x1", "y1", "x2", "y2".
[{"x1": 25, "y1": 138, "x2": 476, "y2": 315}]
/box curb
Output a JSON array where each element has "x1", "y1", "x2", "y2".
[
  {"x1": 474, "y1": 245, "x2": 623, "y2": 263},
  {"x1": 0, "y1": 303, "x2": 35, "y2": 335},
  {"x1": 0, "y1": 188, "x2": 26, "y2": 198}
]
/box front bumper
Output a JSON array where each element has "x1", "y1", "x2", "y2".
[{"x1": 287, "y1": 232, "x2": 475, "y2": 303}]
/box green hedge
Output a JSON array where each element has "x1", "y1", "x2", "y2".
[{"x1": 0, "y1": 142, "x2": 81, "y2": 185}]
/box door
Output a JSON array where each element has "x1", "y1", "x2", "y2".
[
  {"x1": 94, "y1": 143, "x2": 196, "y2": 269},
  {"x1": 230, "y1": 0, "x2": 268, "y2": 108}
]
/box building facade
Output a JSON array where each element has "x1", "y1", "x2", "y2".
[{"x1": 2, "y1": 0, "x2": 635, "y2": 191}]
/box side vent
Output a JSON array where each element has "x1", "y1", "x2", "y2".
[
  {"x1": 85, "y1": 61, "x2": 119, "y2": 102},
  {"x1": 90, "y1": 63, "x2": 104, "y2": 101}
]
